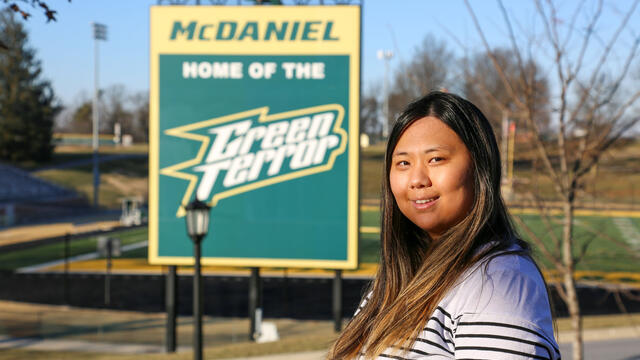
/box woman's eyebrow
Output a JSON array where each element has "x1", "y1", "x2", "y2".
[
  {"x1": 392, "y1": 145, "x2": 451, "y2": 157},
  {"x1": 392, "y1": 151, "x2": 408, "y2": 157},
  {"x1": 423, "y1": 145, "x2": 451, "y2": 153}
]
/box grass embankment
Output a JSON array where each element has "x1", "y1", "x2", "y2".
[
  {"x1": 25, "y1": 144, "x2": 148, "y2": 209},
  {"x1": 0, "y1": 228, "x2": 147, "y2": 271}
]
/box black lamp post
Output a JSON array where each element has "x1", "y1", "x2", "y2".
[{"x1": 184, "y1": 198, "x2": 211, "y2": 360}]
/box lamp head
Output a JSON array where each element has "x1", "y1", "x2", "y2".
[{"x1": 184, "y1": 198, "x2": 211, "y2": 240}]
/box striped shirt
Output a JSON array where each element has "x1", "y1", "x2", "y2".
[{"x1": 356, "y1": 246, "x2": 561, "y2": 359}]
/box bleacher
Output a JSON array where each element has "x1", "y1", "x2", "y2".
[
  {"x1": 0, "y1": 163, "x2": 82, "y2": 226},
  {"x1": 0, "y1": 163, "x2": 77, "y2": 203}
]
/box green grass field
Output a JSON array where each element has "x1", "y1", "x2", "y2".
[
  {"x1": 514, "y1": 214, "x2": 640, "y2": 272},
  {"x1": 358, "y1": 210, "x2": 640, "y2": 273}
]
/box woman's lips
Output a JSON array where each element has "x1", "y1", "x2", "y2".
[{"x1": 412, "y1": 196, "x2": 439, "y2": 210}]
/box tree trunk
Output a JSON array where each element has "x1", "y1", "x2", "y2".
[{"x1": 562, "y1": 200, "x2": 583, "y2": 360}]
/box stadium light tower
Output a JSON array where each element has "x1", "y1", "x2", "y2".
[
  {"x1": 377, "y1": 49, "x2": 393, "y2": 139},
  {"x1": 184, "y1": 198, "x2": 211, "y2": 360},
  {"x1": 91, "y1": 22, "x2": 107, "y2": 208}
]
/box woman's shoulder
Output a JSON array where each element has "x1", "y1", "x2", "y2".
[
  {"x1": 479, "y1": 244, "x2": 542, "y2": 282},
  {"x1": 441, "y1": 244, "x2": 560, "y2": 359},
  {"x1": 443, "y1": 243, "x2": 551, "y2": 320}
]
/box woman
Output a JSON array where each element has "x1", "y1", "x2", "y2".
[{"x1": 329, "y1": 92, "x2": 560, "y2": 359}]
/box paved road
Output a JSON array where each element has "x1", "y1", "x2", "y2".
[
  {"x1": 221, "y1": 339, "x2": 640, "y2": 360},
  {"x1": 559, "y1": 338, "x2": 640, "y2": 360},
  {"x1": 222, "y1": 339, "x2": 640, "y2": 360},
  {"x1": 1, "y1": 337, "x2": 637, "y2": 359}
]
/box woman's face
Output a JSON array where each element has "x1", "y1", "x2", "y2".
[{"x1": 389, "y1": 116, "x2": 475, "y2": 240}]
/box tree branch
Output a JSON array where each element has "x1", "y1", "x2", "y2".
[
  {"x1": 553, "y1": 282, "x2": 569, "y2": 304},
  {"x1": 531, "y1": 193, "x2": 562, "y2": 253},
  {"x1": 534, "y1": 0, "x2": 571, "y2": 198},
  {"x1": 567, "y1": 0, "x2": 640, "y2": 125},
  {"x1": 577, "y1": 217, "x2": 640, "y2": 259},
  {"x1": 567, "y1": 0, "x2": 602, "y2": 83},
  {"x1": 497, "y1": 0, "x2": 527, "y2": 88},
  {"x1": 2, "y1": 0, "x2": 63, "y2": 22},
  {"x1": 463, "y1": 0, "x2": 526, "y2": 110}
]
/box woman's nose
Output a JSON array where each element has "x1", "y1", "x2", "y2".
[{"x1": 409, "y1": 165, "x2": 431, "y2": 189}]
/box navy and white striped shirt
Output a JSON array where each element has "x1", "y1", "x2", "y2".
[{"x1": 357, "y1": 246, "x2": 561, "y2": 359}]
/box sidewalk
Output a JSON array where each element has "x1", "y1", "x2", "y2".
[
  {"x1": 1, "y1": 325, "x2": 639, "y2": 359},
  {"x1": 0, "y1": 220, "x2": 121, "y2": 248},
  {"x1": 0, "y1": 335, "x2": 187, "y2": 354}
]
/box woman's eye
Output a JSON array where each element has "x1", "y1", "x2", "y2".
[
  {"x1": 429, "y1": 157, "x2": 444, "y2": 163},
  {"x1": 397, "y1": 160, "x2": 410, "y2": 167}
]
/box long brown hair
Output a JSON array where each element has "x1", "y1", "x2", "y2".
[{"x1": 329, "y1": 91, "x2": 523, "y2": 359}]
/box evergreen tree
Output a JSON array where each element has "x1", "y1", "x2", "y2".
[
  {"x1": 69, "y1": 101, "x2": 92, "y2": 134},
  {"x1": 0, "y1": 9, "x2": 59, "y2": 163}
]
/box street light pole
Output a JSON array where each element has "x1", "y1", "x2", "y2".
[
  {"x1": 377, "y1": 49, "x2": 393, "y2": 140},
  {"x1": 91, "y1": 22, "x2": 107, "y2": 208},
  {"x1": 193, "y1": 234, "x2": 203, "y2": 360},
  {"x1": 184, "y1": 198, "x2": 211, "y2": 360},
  {"x1": 501, "y1": 110, "x2": 509, "y2": 186}
]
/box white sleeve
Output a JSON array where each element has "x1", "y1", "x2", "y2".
[
  {"x1": 454, "y1": 312, "x2": 561, "y2": 359},
  {"x1": 447, "y1": 254, "x2": 561, "y2": 359}
]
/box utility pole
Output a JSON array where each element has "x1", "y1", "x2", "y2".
[
  {"x1": 501, "y1": 110, "x2": 509, "y2": 185},
  {"x1": 377, "y1": 49, "x2": 393, "y2": 139},
  {"x1": 91, "y1": 22, "x2": 107, "y2": 208}
]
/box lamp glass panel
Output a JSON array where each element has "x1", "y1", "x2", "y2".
[
  {"x1": 186, "y1": 210, "x2": 197, "y2": 237},
  {"x1": 195, "y1": 208, "x2": 209, "y2": 236},
  {"x1": 186, "y1": 208, "x2": 209, "y2": 237}
]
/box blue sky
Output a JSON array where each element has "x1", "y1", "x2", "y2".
[{"x1": 19, "y1": 1, "x2": 640, "y2": 106}]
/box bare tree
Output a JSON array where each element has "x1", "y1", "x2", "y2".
[
  {"x1": 360, "y1": 83, "x2": 381, "y2": 141},
  {"x1": 58, "y1": 85, "x2": 147, "y2": 141},
  {"x1": 464, "y1": 1, "x2": 640, "y2": 359},
  {"x1": 387, "y1": 34, "x2": 454, "y2": 131},
  {"x1": 1, "y1": 0, "x2": 61, "y2": 22},
  {"x1": 102, "y1": 84, "x2": 132, "y2": 134},
  {"x1": 1, "y1": 0, "x2": 65, "y2": 49},
  {"x1": 463, "y1": 48, "x2": 551, "y2": 138},
  {"x1": 129, "y1": 90, "x2": 149, "y2": 142}
]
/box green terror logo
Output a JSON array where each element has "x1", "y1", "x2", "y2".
[{"x1": 161, "y1": 104, "x2": 346, "y2": 216}]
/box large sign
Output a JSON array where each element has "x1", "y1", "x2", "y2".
[{"x1": 149, "y1": 6, "x2": 360, "y2": 269}]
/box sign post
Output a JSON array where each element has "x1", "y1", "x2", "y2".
[
  {"x1": 248, "y1": 268, "x2": 261, "y2": 341},
  {"x1": 98, "y1": 236, "x2": 121, "y2": 306},
  {"x1": 165, "y1": 265, "x2": 177, "y2": 353},
  {"x1": 333, "y1": 269, "x2": 342, "y2": 332}
]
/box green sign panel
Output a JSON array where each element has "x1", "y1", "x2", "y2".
[{"x1": 149, "y1": 6, "x2": 360, "y2": 269}]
